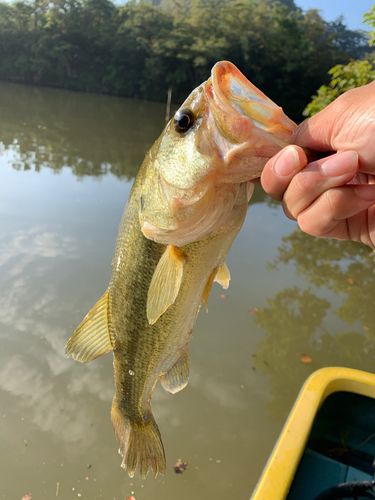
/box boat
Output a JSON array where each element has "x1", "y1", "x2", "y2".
[{"x1": 250, "y1": 367, "x2": 375, "y2": 500}]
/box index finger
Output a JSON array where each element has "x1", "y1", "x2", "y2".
[{"x1": 261, "y1": 145, "x2": 307, "y2": 202}]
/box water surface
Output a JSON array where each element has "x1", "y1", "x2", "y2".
[{"x1": 1, "y1": 82, "x2": 375, "y2": 500}]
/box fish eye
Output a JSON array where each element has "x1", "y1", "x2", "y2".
[{"x1": 173, "y1": 108, "x2": 195, "y2": 133}]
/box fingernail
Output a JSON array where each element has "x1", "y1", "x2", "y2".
[
  {"x1": 274, "y1": 146, "x2": 300, "y2": 177},
  {"x1": 321, "y1": 151, "x2": 358, "y2": 177},
  {"x1": 355, "y1": 184, "x2": 375, "y2": 201}
]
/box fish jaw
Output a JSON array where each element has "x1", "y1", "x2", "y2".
[{"x1": 206, "y1": 60, "x2": 297, "y2": 179}]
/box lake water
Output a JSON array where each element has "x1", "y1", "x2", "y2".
[{"x1": 1, "y1": 82, "x2": 375, "y2": 500}]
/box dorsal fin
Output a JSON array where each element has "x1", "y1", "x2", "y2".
[
  {"x1": 65, "y1": 290, "x2": 113, "y2": 363},
  {"x1": 214, "y1": 260, "x2": 231, "y2": 289},
  {"x1": 160, "y1": 348, "x2": 189, "y2": 394},
  {"x1": 147, "y1": 245, "x2": 186, "y2": 325}
]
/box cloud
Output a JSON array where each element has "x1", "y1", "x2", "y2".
[
  {"x1": 0, "y1": 227, "x2": 78, "y2": 277},
  {"x1": 0, "y1": 355, "x2": 99, "y2": 449},
  {"x1": 0, "y1": 225, "x2": 113, "y2": 448}
]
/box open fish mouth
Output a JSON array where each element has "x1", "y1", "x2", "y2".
[
  {"x1": 205, "y1": 61, "x2": 297, "y2": 166},
  {"x1": 211, "y1": 61, "x2": 296, "y2": 139},
  {"x1": 207, "y1": 61, "x2": 330, "y2": 167}
]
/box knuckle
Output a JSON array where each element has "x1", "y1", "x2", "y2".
[{"x1": 297, "y1": 214, "x2": 320, "y2": 237}]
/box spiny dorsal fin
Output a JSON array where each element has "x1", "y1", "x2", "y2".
[
  {"x1": 160, "y1": 349, "x2": 189, "y2": 394},
  {"x1": 214, "y1": 260, "x2": 231, "y2": 289},
  {"x1": 147, "y1": 244, "x2": 186, "y2": 325},
  {"x1": 201, "y1": 268, "x2": 217, "y2": 312},
  {"x1": 65, "y1": 290, "x2": 113, "y2": 363}
]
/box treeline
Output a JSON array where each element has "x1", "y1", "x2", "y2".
[{"x1": 0, "y1": 0, "x2": 369, "y2": 119}]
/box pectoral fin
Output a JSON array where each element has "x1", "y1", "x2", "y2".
[
  {"x1": 246, "y1": 181, "x2": 255, "y2": 202},
  {"x1": 65, "y1": 290, "x2": 113, "y2": 363},
  {"x1": 160, "y1": 349, "x2": 189, "y2": 394},
  {"x1": 202, "y1": 268, "x2": 217, "y2": 312},
  {"x1": 147, "y1": 245, "x2": 186, "y2": 325},
  {"x1": 214, "y1": 260, "x2": 231, "y2": 289}
]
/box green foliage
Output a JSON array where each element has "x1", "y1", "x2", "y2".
[
  {"x1": 303, "y1": 6, "x2": 375, "y2": 117},
  {"x1": 363, "y1": 5, "x2": 375, "y2": 46},
  {"x1": 303, "y1": 59, "x2": 375, "y2": 117},
  {"x1": 0, "y1": 0, "x2": 368, "y2": 119}
]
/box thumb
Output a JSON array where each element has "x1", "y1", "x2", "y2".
[{"x1": 291, "y1": 109, "x2": 335, "y2": 153}]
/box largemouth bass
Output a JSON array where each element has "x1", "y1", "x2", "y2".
[{"x1": 65, "y1": 61, "x2": 323, "y2": 479}]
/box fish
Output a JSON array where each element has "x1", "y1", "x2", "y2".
[{"x1": 65, "y1": 61, "x2": 325, "y2": 479}]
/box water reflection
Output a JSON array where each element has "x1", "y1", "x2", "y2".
[
  {"x1": 0, "y1": 80, "x2": 283, "y2": 214},
  {"x1": 0, "y1": 355, "x2": 102, "y2": 447},
  {"x1": 272, "y1": 230, "x2": 375, "y2": 331},
  {"x1": 0, "y1": 223, "x2": 115, "y2": 459},
  {"x1": 253, "y1": 230, "x2": 375, "y2": 421},
  {"x1": 0, "y1": 82, "x2": 167, "y2": 179}
]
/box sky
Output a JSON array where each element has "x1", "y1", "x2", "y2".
[{"x1": 295, "y1": 0, "x2": 374, "y2": 31}]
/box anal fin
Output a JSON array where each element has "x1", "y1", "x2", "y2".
[
  {"x1": 160, "y1": 348, "x2": 189, "y2": 394},
  {"x1": 65, "y1": 289, "x2": 113, "y2": 363},
  {"x1": 147, "y1": 244, "x2": 186, "y2": 325}
]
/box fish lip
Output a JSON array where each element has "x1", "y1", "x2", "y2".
[{"x1": 207, "y1": 60, "x2": 296, "y2": 144}]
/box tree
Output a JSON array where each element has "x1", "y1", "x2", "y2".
[
  {"x1": 303, "y1": 7, "x2": 375, "y2": 117},
  {"x1": 0, "y1": 0, "x2": 369, "y2": 113}
]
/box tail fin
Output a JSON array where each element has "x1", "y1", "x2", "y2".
[{"x1": 111, "y1": 401, "x2": 166, "y2": 479}]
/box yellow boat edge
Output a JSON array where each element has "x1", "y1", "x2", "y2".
[{"x1": 250, "y1": 367, "x2": 375, "y2": 500}]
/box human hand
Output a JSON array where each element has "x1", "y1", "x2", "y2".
[{"x1": 261, "y1": 81, "x2": 375, "y2": 248}]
